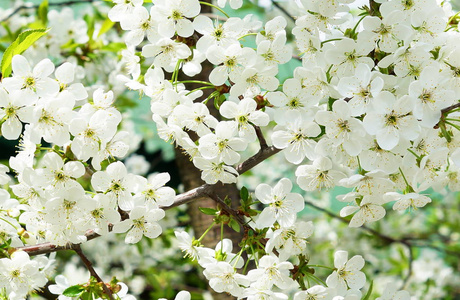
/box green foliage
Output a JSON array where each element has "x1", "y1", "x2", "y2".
[
  {"x1": 62, "y1": 277, "x2": 120, "y2": 299},
  {"x1": 62, "y1": 285, "x2": 85, "y2": 297},
  {"x1": 0, "y1": 28, "x2": 49, "y2": 78},
  {"x1": 240, "y1": 186, "x2": 249, "y2": 202},
  {"x1": 199, "y1": 207, "x2": 218, "y2": 216},
  {"x1": 98, "y1": 18, "x2": 115, "y2": 38},
  {"x1": 37, "y1": 0, "x2": 48, "y2": 26}
]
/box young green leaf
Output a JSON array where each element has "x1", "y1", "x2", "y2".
[
  {"x1": 228, "y1": 219, "x2": 241, "y2": 232},
  {"x1": 37, "y1": 0, "x2": 49, "y2": 26},
  {"x1": 98, "y1": 18, "x2": 115, "y2": 38},
  {"x1": 240, "y1": 186, "x2": 249, "y2": 202},
  {"x1": 1, "y1": 28, "x2": 49, "y2": 78},
  {"x1": 62, "y1": 285, "x2": 85, "y2": 297},
  {"x1": 199, "y1": 207, "x2": 218, "y2": 216}
]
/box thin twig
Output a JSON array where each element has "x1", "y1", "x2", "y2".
[
  {"x1": 304, "y1": 200, "x2": 460, "y2": 258},
  {"x1": 15, "y1": 141, "x2": 282, "y2": 257},
  {"x1": 441, "y1": 102, "x2": 460, "y2": 114},
  {"x1": 270, "y1": 0, "x2": 295, "y2": 23},
  {"x1": 72, "y1": 244, "x2": 114, "y2": 300},
  {"x1": 207, "y1": 192, "x2": 273, "y2": 253},
  {"x1": 401, "y1": 245, "x2": 413, "y2": 289},
  {"x1": 435, "y1": 102, "x2": 460, "y2": 129},
  {"x1": 254, "y1": 126, "x2": 268, "y2": 149},
  {"x1": 208, "y1": 192, "x2": 248, "y2": 229},
  {"x1": 0, "y1": 0, "x2": 98, "y2": 23}
]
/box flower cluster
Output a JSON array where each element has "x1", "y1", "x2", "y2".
[
  {"x1": 0, "y1": 0, "x2": 459, "y2": 297},
  {"x1": 104, "y1": 0, "x2": 460, "y2": 297},
  {"x1": 0, "y1": 54, "x2": 175, "y2": 297}
]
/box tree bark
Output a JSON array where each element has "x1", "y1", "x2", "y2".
[{"x1": 173, "y1": 2, "x2": 243, "y2": 299}]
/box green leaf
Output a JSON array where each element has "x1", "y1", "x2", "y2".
[
  {"x1": 81, "y1": 291, "x2": 93, "y2": 300},
  {"x1": 362, "y1": 281, "x2": 374, "y2": 300},
  {"x1": 37, "y1": 0, "x2": 48, "y2": 26},
  {"x1": 84, "y1": 14, "x2": 95, "y2": 42},
  {"x1": 1, "y1": 28, "x2": 49, "y2": 78},
  {"x1": 240, "y1": 186, "x2": 249, "y2": 202},
  {"x1": 199, "y1": 207, "x2": 218, "y2": 216},
  {"x1": 62, "y1": 285, "x2": 85, "y2": 297},
  {"x1": 100, "y1": 42, "x2": 126, "y2": 52},
  {"x1": 228, "y1": 219, "x2": 240, "y2": 233},
  {"x1": 98, "y1": 18, "x2": 115, "y2": 37}
]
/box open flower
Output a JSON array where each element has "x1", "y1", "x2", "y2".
[
  {"x1": 255, "y1": 178, "x2": 305, "y2": 228},
  {"x1": 326, "y1": 250, "x2": 366, "y2": 294}
]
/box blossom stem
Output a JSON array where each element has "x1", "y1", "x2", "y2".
[
  {"x1": 306, "y1": 264, "x2": 335, "y2": 270},
  {"x1": 231, "y1": 243, "x2": 246, "y2": 269},
  {"x1": 439, "y1": 120, "x2": 452, "y2": 142},
  {"x1": 197, "y1": 221, "x2": 216, "y2": 243},
  {"x1": 398, "y1": 167, "x2": 414, "y2": 193},
  {"x1": 320, "y1": 38, "x2": 343, "y2": 46},
  {"x1": 349, "y1": 15, "x2": 366, "y2": 38},
  {"x1": 0, "y1": 217, "x2": 18, "y2": 230},
  {"x1": 185, "y1": 86, "x2": 215, "y2": 96},
  {"x1": 446, "y1": 11, "x2": 460, "y2": 31},
  {"x1": 250, "y1": 244, "x2": 259, "y2": 268},
  {"x1": 171, "y1": 59, "x2": 183, "y2": 89},
  {"x1": 202, "y1": 90, "x2": 220, "y2": 105},
  {"x1": 173, "y1": 80, "x2": 214, "y2": 86},
  {"x1": 306, "y1": 272, "x2": 327, "y2": 287},
  {"x1": 445, "y1": 118, "x2": 460, "y2": 122},
  {"x1": 357, "y1": 156, "x2": 365, "y2": 175},
  {"x1": 242, "y1": 248, "x2": 252, "y2": 274},
  {"x1": 238, "y1": 32, "x2": 258, "y2": 40},
  {"x1": 199, "y1": 1, "x2": 230, "y2": 18},
  {"x1": 445, "y1": 120, "x2": 460, "y2": 132},
  {"x1": 220, "y1": 222, "x2": 224, "y2": 252}
]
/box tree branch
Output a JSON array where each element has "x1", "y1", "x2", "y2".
[
  {"x1": 15, "y1": 139, "x2": 281, "y2": 257},
  {"x1": 166, "y1": 184, "x2": 214, "y2": 209},
  {"x1": 208, "y1": 192, "x2": 248, "y2": 230},
  {"x1": 236, "y1": 146, "x2": 281, "y2": 174},
  {"x1": 304, "y1": 200, "x2": 460, "y2": 257},
  {"x1": 16, "y1": 186, "x2": 213, "y2": 256},
  {"x1": 441, "y1": 102, "x2": 460, "y2": 114},
  {"x1": 254, "y1": 126, "x2": 268, "y2": 149},
  {"x1": 435, "y1": 102, "x2": 460, "y2": 129},
  {"x1": 270, "y1": 0, "x2": 295, "y2": 23},
  {"x1": 0, "y1": 0, "x2": 99, "y2": 23},
  {"x1": 401, "y1": 245, "x2": 413, "y2": 290},
  {"x1": 72, "y1": 244, "x2": 114, "y2": 300}
]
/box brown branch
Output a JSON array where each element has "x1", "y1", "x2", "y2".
[
  {"x1": 434, "y1": 102, "x2": 460, "y2": 129},
  {"x1": 441, "y1": 102, "x2": 460, "y2": 114},
  {"x1": 166, "y1": 184, "x2": 214, "y2": 209},
  {"x1": 236, "y1": 145, "x2": 281, "y2": 175},
  {"x1": 16, "y1": 186, "x2": 213, "y2": 256},
  {"x1": 304, "y1": 200, "x2": 460, "y2": 258},
  {"x1": 254, "y1": 126, "x2": 268, "y2": 149},
  {"x1": 270, "y1": 0, "x2": 295, "y2": 23},
  {"x1": 401, "y1": 245, "x2": 413, "y2": 289},
  {"x1": 208, "y1": 192, "x2": 248, "y2": 229},
  {"x1": 15, "y1": 141, "x2": 281, "y2": 257},
  {"x1": 72, "y1": 244, "x2": 114, "y2": 300},
  {"x1": 207, "y1": 191, "x2": 275, "y2": 254},
  {"x1": 0, "y1": 0, "x2": 99, "y2": 23}
]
